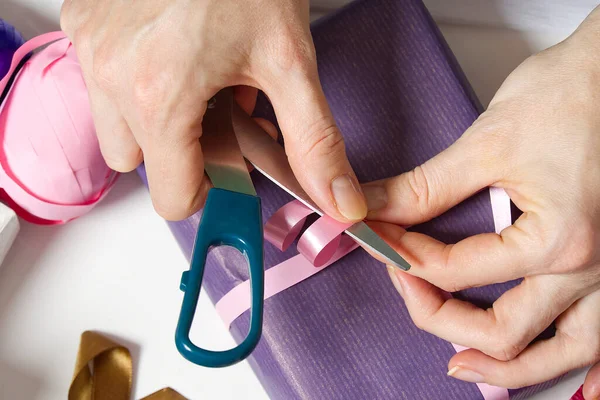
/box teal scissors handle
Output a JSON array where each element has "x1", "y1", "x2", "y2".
[{"x1": 176, "y1": 187, "x2": 264, "y2": 368}]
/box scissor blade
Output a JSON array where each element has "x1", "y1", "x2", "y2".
[
  {"x1": 232, "y1": 105, "x2": 410, "y2": 271},
  {"x1": 201, "y1": 89, "x2": 256, "y2": 196}
]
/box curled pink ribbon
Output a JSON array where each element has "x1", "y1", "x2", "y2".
[{"x1": 215, "y1": 200, "x2": 358, "y2": 328}]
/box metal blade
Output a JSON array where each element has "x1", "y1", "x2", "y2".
[
  {"x1": 201, "y1": 89, "x2": 256, "y2": 196},
  {"x1": 232, "y1": 104, "x2": 410, "y2": 271}
]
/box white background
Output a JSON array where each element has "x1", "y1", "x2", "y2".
[{"x1": 0, "y1": 1, "x2": 596, "y2": 399}]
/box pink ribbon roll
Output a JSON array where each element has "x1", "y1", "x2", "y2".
[
  {"x1": 297, "y1": 214, "x2": 353, "y2": 267},
  {"x1": 263, "y1": 201, "x2": 314, "y2": 252}
]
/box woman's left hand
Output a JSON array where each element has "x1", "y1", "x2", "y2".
[{"x1": 361, "y1": 6, "x2": 600, "y2": 398}]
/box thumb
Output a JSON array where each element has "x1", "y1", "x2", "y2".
[
  {"x1": 584, "y1": 360, "x2": 600, "y2": 400},
  {"x1": 361, "y1": 133, "x2": 500, "y2": 226},
  {"x1": 263, "y1": 70, "x2": 367, "y2": 222}
]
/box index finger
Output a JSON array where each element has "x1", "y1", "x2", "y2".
[
  {"x1": 261, "y1": 67, "x2": 367, "y2": 223},
  {"x1": 142, "y1": 127, "x2": 210, "y2": 220},
  {"x1": 126, "y1": 94, "x2": 210, "y2": 220},
  {"x1": 388, "y1": 268, "x2": 577, "y2": 362},
  {"x1": 369, "y1": 216, "x2": 547, "y2": 292}
]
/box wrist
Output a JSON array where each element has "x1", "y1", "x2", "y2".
[
  {"x1": 565, "y1": 6, "x2": 600, "y2": 62},
  {"x1": 544, "y1": 5, "x2": 600, "y2": 88}
]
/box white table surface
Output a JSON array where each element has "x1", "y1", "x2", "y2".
[{"x1": 0, "y1": 1, "x2": 592, "y2": 399}]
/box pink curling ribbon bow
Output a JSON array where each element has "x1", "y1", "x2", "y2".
[{"x1": 216, "y1": 200, "x2": 359, "y2": 327}]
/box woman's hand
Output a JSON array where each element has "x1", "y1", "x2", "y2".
[
  {"x1": 60, "y1": 0, "x2": 367, "y2": 222},
  {"x1": 362, "y1": 6, "x2": 600, "y2": 398}
]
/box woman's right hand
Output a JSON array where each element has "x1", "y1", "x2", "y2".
[{"x1": 60, "y1": 0, "x2": 367, "y2": 222}]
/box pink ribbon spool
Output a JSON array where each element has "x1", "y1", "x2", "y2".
[{"x1": 0, "y1": 32, "x2": 117, "y2": 224}]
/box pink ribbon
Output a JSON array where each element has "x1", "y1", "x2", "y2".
[
  {"x1": 570, "y1": 386, "x2": 584, "y2": 400},
  {"x1": 215, "y1": 200, "x2": 358, "y2": 327},
  {"x1": 0, "y1": 31, "x2": 118, "y2": 223},
  {"x1": 448, "y1": 187, "x2": 511, "y2": 400},
  {"x1": 216, "y1": 187, "x2": 512, "y2": 400}
]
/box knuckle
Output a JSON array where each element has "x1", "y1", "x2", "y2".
[
  {"x1": 486, "y1": 309, "x2": 527, "y2": 361},
  {"x1": 92, "y1": 46, "x2": 118, "y2": 90},
  {"x1": 152, "y1": 199, "x2": 178, "y2": 221},
  {"x1": 438, "y1": 281, "x2": 462, "y2": 293},
  {"x1": 410, "y1": 306, "x2": 438, "y2": 333},
  {"x1": 560, "y1": 222, "x2": 598, "y2": 272},
  {"x1": 465, "y1": 109, "x2": 515, "y2": 161},
  {"x1": 152, "y1": 188, "x2": 204, "y2": 221},
  {"x1": 132, "y1": 74, "x2": 158, "y2": 105},
  {"x1": 302, "y1": 117, "x2": 345, "y2": 159},
  {"x1": 494, "y1": 338, "x2": 525, "y2": 361},
  {"x1": 152, "y1": 195, "x2": 182, "y2": 221},
  {"x1": 437, "y1": 246, "x2": 463, "y2": 292},
  {"x1": 406, "y1": 166, "x2": 433, "y2": 219},
  {"x1": 102, "y1": 149, "x2": 142, "y2": 173},
  {"x1": 131, "y1": 73, "x2": 166, "y2": 126},
  {"x1": 97, "y1": 121, "x2": 142, "y2": 173},
  {"x1": 411, "y1": 314, "x2": 429, "y2": 331},
  {"x1": 270, "y1": 32, "x2": 316, "y2": 75}
]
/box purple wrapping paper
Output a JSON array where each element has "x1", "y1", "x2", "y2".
[
  {"x1": 0, "y1": 19, "x2": 24, "y2": 80},
  {"x1": 138, "y1": 0, "x2": 561, "y2": 398}
]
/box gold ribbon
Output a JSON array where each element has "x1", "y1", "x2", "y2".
[{"x1": 69, "y1": 331, "x2": 187, "y2": 400}]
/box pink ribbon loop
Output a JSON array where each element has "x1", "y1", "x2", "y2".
[
  {"x1": 297, "y1": 214, "x2": 353, "y2": 267},
  {"x1": 263, "y1": 201, "x2": 353, "y2": 267},
  {"x1": 263, "y1": 201, "x2": 314, "y2": 252},
  {"x1": 215, "y1": 200, "x2": 359, "y2": 328}
]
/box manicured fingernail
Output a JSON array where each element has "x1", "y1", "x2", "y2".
[
  {"x1": 332, "y1": 174, "x2": 367, "y2": 220},
  {"x1": 386, "y1": 265, "x2": 404, "y2": 297},
  {"x1": 362, "y1": 184, "x2": 388, "y2": 212},
  {"x1": 447, "y1": 366, "x2": 485, "y2": 383}
]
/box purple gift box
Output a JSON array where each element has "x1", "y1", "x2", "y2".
[{"x1": 138, "y1": 0, "x2": 561, "y2": 398}]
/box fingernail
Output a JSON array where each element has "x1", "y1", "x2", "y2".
[
  {"x1": 362, "y1": 184, "x2": 388, "y2": 212},
  {"x1": 331, "y1": 174, "x2": 367, "y2": 220},
  {"x1": 386, "y1": 265, "x2": 404, "y2": 297},
  {"x1": 447, "y1": 366, "x2": 485, "y2": 383}
]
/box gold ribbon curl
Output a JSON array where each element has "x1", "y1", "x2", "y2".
[{"x1": 69, "y1": 331, "x2": 186, "y2": 400}]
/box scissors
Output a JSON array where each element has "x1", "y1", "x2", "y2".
[
  {"x1": 176, "y1": 88, "x2": 410, "y2": 369},
  {"x1": 175, "y1": 88, "x2": 264, "y2": 368}
]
